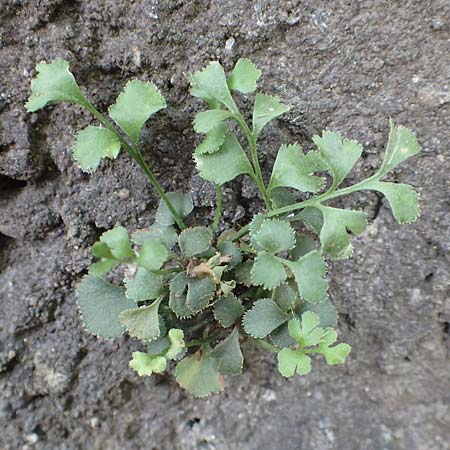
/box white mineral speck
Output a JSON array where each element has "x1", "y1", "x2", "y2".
[
  {"x1": 25, "y1": 433, "x2": 39, "y2": 444},
  {"x1": 225, "y1": 37, "x2": 235, "y2": 52}
]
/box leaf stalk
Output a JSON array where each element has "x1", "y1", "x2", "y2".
[
  {"x1": 233, "y1": 114, "x2": 272, "y2": 210},
  {"x1": 231, "y1": 176, "x2": 378, "y2": 242},
  {"x1": 84, "y1": 103, "x2": 186, "y2": 229}
]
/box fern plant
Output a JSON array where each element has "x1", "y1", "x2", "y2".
[{"x1": 26, "y1": 58, "x2": 421, "y2": 397}]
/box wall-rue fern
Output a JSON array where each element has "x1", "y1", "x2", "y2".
[{"x1": 26, "y1": 58, "x2": 421, "y2": 397}]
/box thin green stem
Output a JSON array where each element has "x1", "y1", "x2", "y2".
[
  {"x1": 211, "y1": 184, "x2": 222, "y2": 234},
  {"x1": 85, "y1": 103, "x2": 136, "y2": 155},
  {"x1": 233, "y1": 114, "x2": 272, "y2": 210},
  {"x1": 133, "y1": 152, "x2": 186, "y2": 229},
  {"x1": 267, "y1": 177, "x2": 376, "y2": 218},
  {"x1": 84, "y1": 103, "x2": 186, "y2": 229},
  {"x1": 231, "y1": 176, "x2": 378, "y2": 242}
]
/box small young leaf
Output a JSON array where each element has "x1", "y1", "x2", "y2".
[
  {"x1": 190, "y1": 62, "x2": 238, "y2": 113},
  {"x1": 319, "y1": 342, "x2": 351, "y2": 365},
  {"x1": 210, "y1": 328, "x2": 243, "y2": 374},
  {"x1": 155, "y1": 193, "x2": 193, "y2": 227},
  {"x1": 26, "y1": 59, "x2": 88, "y2": 112},
  {"x1": 100, "y1": 226, "x2": 135, "y2": 261},
  {"x1": 228, "y1": 58, "x2": 261, "y2": 94},
  {"x1": 194, "y1": 109, "x2": 232, "y2": 134},
  {"x1": 252, "y1": 220, "x2": 295, "y2": 254},
  {"x1": 285, "y1": 250, "x2": 328, "y2": 304},
  {"x1": 129, "y1": 352, "x2": 166, "y2": 376},
  {"x1": 378, "y1": 121, "x2": 421, "y2": 177},
  {"x1": 92, "y1": 241, "x2": 113, "y2": 259},
  {"x1": 312, "y1": 131, "x2": 362, "y2": 188},
  {"x1": 213, "y1": 294, "x2": 244, "y2": 328},
  {"x1": 318, "y1": 206, "x2": 368, "y2": 258},
  {"x1": 178, "y1": 226, "x2": 212, "y2": 258},
  {"x1": 194, "y1": 133, "x2": 253, "y2": 185},
  {"x1": 296, "y1": 311, "x2": 324, "y2": 347},
  {"x1": 73, "y1": 126, "x2": 121, "y2": 172},
  {"x1": 321, "y1": 328, "x2": 338, "y2": 346},
  {"x1": 251, "y1": 252, "x2": 286, "y2": 290},
  {"x1": 364, "y1": 181, "x2": 420, "y2": 224},
  {"x1": 242, "y1": 298, "x2": 289, "y2": 338},
  {"x1": 175, "y1": 353, "x2": 223, "y2": 397},
  {"x1": 277, "y1": 348, "x2": 311, "y2": 377},
  {"x1": 268, "y1": 145, "x2": 326, "y2": 193},
  {"x1": 166, "y1": 329, "x2": 185, "y2": 360},
  {"x1": 186, "y1": 277, "x2": 216, "y2": 313},
  {"x1": 195, "y1": 124, "x2": 228, "y2": 155},
  {"x1": 219, "y1": 280, "x2": 236, "y2": 297},
  {"x1": 125, "y1": 267, "x2": 164, "y2": 302},
  {"x1": 89, "y1": 259, "x2": 117, "y2": 277},
  {"x1": 77, "y1": 276, "x2": 135, "y2": 339},
  {"x1": 108, "y1": 80, "x2": 166, "y2": 145},
  {"x1": 252, "y1": 93, "x2": 290, "y2": 138},
  {"x1": 118, "y1": 298, "x2": 162, "y2": 341},
  {"x1": 169, "y1": 273, "x2": 193, "y2": 319},
  {"x1": 131, "y1": 223, "x2": 178, "y2": 249},
  {"x1": 90, "y1": 235, "x2": 118, "y2": 276},
  {"x1": 299, "y1": 300, "x2": 337, "y2": 328},
  {"x1": 136, "y1": 238, "x2": 168, "y2": 271},
  {"x1": 287, "y1": 318, "x2": 302, "y2": 342}
]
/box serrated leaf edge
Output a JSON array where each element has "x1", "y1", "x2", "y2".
[
  {"x1": 250, "y1": 253, "x2": 287, "y2": 290},
  {"x1": 178, "y1": 226, "x2": 212, "y2": 257},
  {"x1": 252, "y1": 218, "x2": 296, "y2": 253},
  {"x1": 241, "y1": 298, "x2": 289, "y2": 339},
  {"x1": 75, "y1": 274, "x2": 126, "y2": 341},
  {"x1": 212, "y1": 296, "x2": 243, "y2": 328}
]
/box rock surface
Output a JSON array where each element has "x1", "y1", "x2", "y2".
[{"x1": 0, "y1": 1, "x2": 449, "y2": 449}]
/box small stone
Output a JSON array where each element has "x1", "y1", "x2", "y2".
[
  {"x1": 25, "y1": 433, "x2": 39, "y2": 444},
  {"x1": 417, "y1": 87, "x2": 450, "y2": 108},
  {"x1": 431, "y1": 18, "x2": 445, "y2": 31},
  {"x1": 132, "y1": 47, "x2": 141, "y2": 67},
  {"x1": 262, "y1": 389, "x2": 276, "y2": 401},
  {"x1": 225, "y1": 37, "x2": 235, "y2": 52},
  {"x1": 67, "y1": 225, "x2": 79, "y2": 238},
  {"x1": 232, "y1": 205, "x2": 246, "y2": 222},
  {"x1": 117, "y1": 188, "x2": 130, "y2": 200},
  {"x1": 90, "y1": 417, "x2": 100, "y2": 428}
]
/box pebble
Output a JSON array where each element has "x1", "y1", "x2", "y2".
[
  {"x1": 90, "y1": 417, "x2": 100, "y2": 428},
  {"x1": 225, "y1": 37, "x2": 235, "y2": 53},
  {"x1": 417, "y1": 87, "x2": 450, "y2": 108},
  {"x1": 117, "y1": 188, "x2": 130, "y2": 200},
  {"x1": 25, "y1": 433, "x2": 39, "y2": 444}
]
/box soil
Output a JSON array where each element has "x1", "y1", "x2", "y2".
[{"x1": 1, "y1": 1, "x2": 449, "y2": 449}]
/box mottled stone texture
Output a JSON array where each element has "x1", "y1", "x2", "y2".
[{"x1": 0, "y1": 1, "x2": 449, "y2": 449}]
